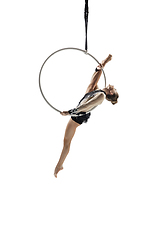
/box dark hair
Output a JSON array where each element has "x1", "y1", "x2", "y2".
[{"x1": 106, "y1": 92, "x2": 119, "y2": 105}]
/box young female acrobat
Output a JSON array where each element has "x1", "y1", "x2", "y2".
[{"x1": 54, "y1": 54, "x2": 119, "y2": 177}]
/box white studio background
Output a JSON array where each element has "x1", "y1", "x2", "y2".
[{"x1": 0, "y1": 0, "x2": 160, "y2": 239}]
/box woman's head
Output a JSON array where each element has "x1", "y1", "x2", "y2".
[{"x1": 103, "y1": 85, "x2": 119, "y2": 105}]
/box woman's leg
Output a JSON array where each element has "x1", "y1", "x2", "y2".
[
  {"x1": 85, "y1": 54, "x2": 112, "y2": 94},
  {"x1": 85, "y1": 68, "x2": 102, "y2": 93},
  {"x1": 54, "y1": 118, "x2": 80, "y2": 177}
]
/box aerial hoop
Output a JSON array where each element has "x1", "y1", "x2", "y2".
[{"x1": 39, "y1": 47, "x2": 107, "y2": 113}]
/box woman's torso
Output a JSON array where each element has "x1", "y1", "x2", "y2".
[{"x1": 77, "y1": 89, "x2": 106, "y2": 109}]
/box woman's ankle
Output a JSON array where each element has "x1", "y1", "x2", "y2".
[{"x1": 96, "y1": 64, "x2": 103, "y2": 71}]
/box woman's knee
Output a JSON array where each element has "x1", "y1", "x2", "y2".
[{"x1": 63, "y1": 137, "x2": 71, "y2": 149}]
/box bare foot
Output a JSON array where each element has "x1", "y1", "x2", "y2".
[
  {"x1": 54, "y1": 165, "x2": 63, "y2": 178},
  {"x1": 101, "y1": 54, "x2": 112, "y2": 67}
]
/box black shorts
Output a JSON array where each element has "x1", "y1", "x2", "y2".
[{"x1": 71, "y1": 112, "x2": 91, "y2": 125}]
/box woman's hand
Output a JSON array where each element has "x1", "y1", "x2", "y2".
[{"x1": 60, "y1": 111, "x2": 70, "y2": 116}]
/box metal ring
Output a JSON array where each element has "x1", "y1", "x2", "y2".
[{"x1": 39, "y1": 47, "x2": 107, "y2": 113}]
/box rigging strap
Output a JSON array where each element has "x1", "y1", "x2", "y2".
[{"x1": 84, "y1": 0, "x2": 89, "y2": 52}]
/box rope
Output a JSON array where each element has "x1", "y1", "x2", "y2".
[{"x1": 84, "y1": 0, "x2": 89, "y2": 52}]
